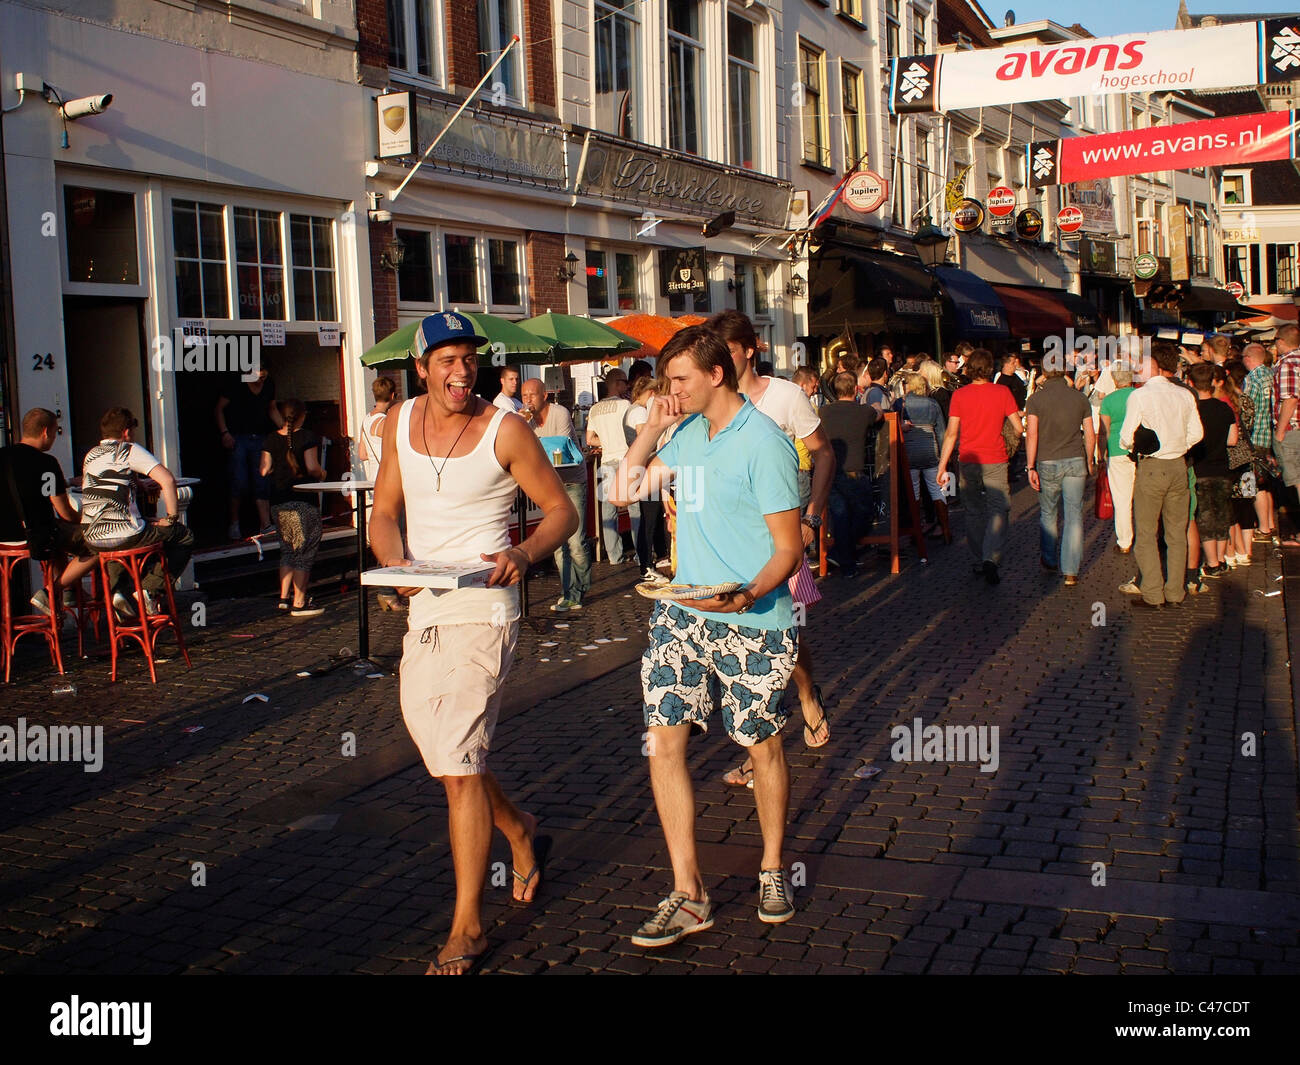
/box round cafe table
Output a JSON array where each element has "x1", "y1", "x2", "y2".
[{"x1": 294, "y1": 479, "x2": 375, "y2": 669}]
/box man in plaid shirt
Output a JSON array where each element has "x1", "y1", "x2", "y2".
[
  {"x1": 1243, "y1": 343, "x2": 1277, "y2": 541},
  {"x1": 1272, "y1": 325, "x2": 1300, "y2": 544}
]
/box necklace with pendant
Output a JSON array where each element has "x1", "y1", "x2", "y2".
[{"x1": 421, "y1": 397, "x2": 473, "y2": 491}]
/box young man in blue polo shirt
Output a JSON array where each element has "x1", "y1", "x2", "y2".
[{"x1": 609, "y1": 326, "x2": 804, "y2": 946}]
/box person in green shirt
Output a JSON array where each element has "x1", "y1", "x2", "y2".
[{"x1": 1098, "y1": 370, "x2": 1136, "y2": 553}]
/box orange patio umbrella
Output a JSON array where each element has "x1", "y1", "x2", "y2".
[{"x1": 604, "y1": 313, "x2": 691, "y2": 354}]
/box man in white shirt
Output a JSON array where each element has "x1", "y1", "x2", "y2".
[
  {"x1": 492, "y1": 368, "x2": 523, "y2": 413},
  {"x1": 81, "y1": 406, "x2": 193, "y2": 619},
  {"x1": 1119, "y1": 341, "x2": 1204, "y2": 607},
  {"x1": 586, "y1": 368, "x2": 632, "y2": 563}
]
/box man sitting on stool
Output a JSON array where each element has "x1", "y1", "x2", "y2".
[
  {"x1": 0, "y1": 407, "x2": 96, "y2": 616},
  {"x1": 80, "y1": 407, "x2": 193, "y2": 620}
]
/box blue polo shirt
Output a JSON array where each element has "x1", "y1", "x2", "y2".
[{"x1": 657, "y1": 399, "x2": 799, "y2": 629}]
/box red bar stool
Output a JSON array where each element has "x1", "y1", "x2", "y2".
[
  {"x1": 0, "y1": 542, "x2": 66, "y2": 683},
  {"x1": 96, "y1": 542, "x2": 192, "y2": 683},
  {"x1": 72, "y1": 565, "x2": 106, "y2": 659}
]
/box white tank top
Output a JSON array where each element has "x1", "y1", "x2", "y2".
[
  {"x1": 361, "y1": 411, "x2": 386, "y2": 482},
  {"x1": 396, "y1": 398, "x2": 519, "y2": 627}
]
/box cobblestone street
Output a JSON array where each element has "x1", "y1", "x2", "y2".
[{"x1": 2, "y1": 484, "x2": 1298, "y2": 975}]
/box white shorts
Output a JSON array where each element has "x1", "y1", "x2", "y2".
[{"x1": 399, "y1": 621, "x2": 518, "y2": 777}]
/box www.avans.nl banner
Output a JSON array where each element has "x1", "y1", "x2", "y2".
[
  {"x1": 890, "y1": 19, "x2": 1300, "y2": 114},
  {"x1": 1027, "y1": 110, "x2": 1298, "y2": 188}
]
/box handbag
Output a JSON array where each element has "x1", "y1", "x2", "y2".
[
  {"x1": 1001, "y1": 417, "x2": 1021, "y2": 461},
  {"x1": 1095, "y1": 468, "x2": 1115, "y2": 520}
]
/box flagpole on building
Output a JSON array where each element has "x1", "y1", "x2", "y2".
[{"x1": 389, "y1": 35, "x2": 521, "y2": 202}]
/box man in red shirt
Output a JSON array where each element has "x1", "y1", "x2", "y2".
[{"x1": 937, "y1": 348, "x2": 1023, "y2": 585}]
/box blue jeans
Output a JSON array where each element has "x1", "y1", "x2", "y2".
[
  {"x1": 827, "y1": 473, "x2": 872, "y2": 572},
  {"x1": 598, "y1": 464, "x2": 625, "y2": 562},
  {"x1": 1037, "y1": 456, "x2": 1087, "y2": 576},
  {"x1": 557, "y1": 480, "x2": 592, "y2": 603},
  {"x1": 228, "y1": 432, "x2": 270, "y2": 500}
]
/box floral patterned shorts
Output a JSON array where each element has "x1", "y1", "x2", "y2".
[{"x1": 641, "y1": 601, "x2": 798, "y2": 747}]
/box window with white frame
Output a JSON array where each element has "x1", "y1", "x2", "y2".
[
  {"x1": 488, "y1": 238, "x2": 522, "y2": 307},
  {"x1": 64, "y1": 186, "x2": 140, "y2": 286},
  {"x1": 842, "y1": 63, "x2": 865, "y2": 169},
  {"x1": 290, "y1": 215, "x2": 337, "y2": 322},
  {"x1": 837, "y1": 0, "x2": 862, "y2": 21},
  {"x1": 395, "y1": 230, "x2": 525, "y2": 311},
  {"x1": 234, "y1": 207, "x2": 285, "y2": 320},
  {"x1": 172, "y1": 200, "x2": 230, "y2": 319},
  {"x1": 799, "y1": 40, "x2": 829, "y2": 169},
  {"x1": 728, "y1": 13, "x2": 760, "y2": 170},
  {"x1": 1225, "y1": 244, "x2": 1258, "y2": 294},
  {"x1": 1223, "y1": 172, "x2": 1249, "y2": 205},
  {"x1": 1267, "y1": 242, "x2": 1296, "y2": 295},
  {"x1": 732, "y1": 259, "x2": 773, "y2": 325},
  {"x1": 594, "y1": 0, "x2": 641, "y2": 139},
  {"x1": 396, "y1": 228, "x2": 435, "y2": 303},
  {"x1": 586, "y1": 248, "x2": 639, "y2": 312},
  {"x1": 667, "y1": 0, "x2": 704, "y2": 155},
  {"x1": 445, "y1": 233, "x2": 480, "y2": 305},
  {"x1": 885, "y1": 0, "x2": 900, "y2": 58},
  {"x1": 1136, "y1": 198, "x2": 1162, "y2": 256},
  {"x1": 478, "y1": 0, "x2": 525, "y2": 104},
  {"x1": 916, "y1": 130, "x2": 932, "y2": 219},
  {"x1": 913, "y1": 9, "x2": 927, "y2": 55},
  {"x1": 387, "y1": 0, "x2": 444, "y2": 84}
]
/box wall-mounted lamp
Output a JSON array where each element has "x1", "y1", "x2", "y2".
[
  {"x1": 785, "y1": 273, "x2": 807, "y2": 298},
  {"x1": 557, "y1": 251, "x2": 580, "y2": 283},
  {"x1": 380, "y1": 236, "x2": 405, "y2": 271}
]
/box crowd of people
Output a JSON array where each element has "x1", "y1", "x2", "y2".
[{"x1": 7, "y1": 306, "x2": 1296, "y2": 976}]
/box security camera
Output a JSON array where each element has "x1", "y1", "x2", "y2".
[
  {"x1": 368, "y1": 209, "x2": 393, "y2": 223},
  {"x1": 60, "y1": 94, "x2": 112, "y2": 120}
]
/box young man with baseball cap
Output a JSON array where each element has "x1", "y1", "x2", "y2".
[{"x1": 369, "y1": 312, "x2": 578, "y2": 974}]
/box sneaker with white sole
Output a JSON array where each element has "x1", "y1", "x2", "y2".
[
  {"x1": 630, "y1": 891, "x2": 713, "y2": 948},
  {"x1": 757, "y1": 868, "x2": 795, "y2": 924},
  {"x1": 290, "y1": 598, "x2": 324, "y2": 618},
  {"x1": 111, "y1": 591, "x2": 138, "y2": 621},
  {"x1": 1118, "y1": 579, "x2": 1141, "y2": 595},
  {"x1": 549, "y1": 598, "x2": 571, "y2": 612}
]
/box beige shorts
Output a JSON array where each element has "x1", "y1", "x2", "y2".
[{"x1": 399, "y1": 621, "x2": 518, "y2": 777}]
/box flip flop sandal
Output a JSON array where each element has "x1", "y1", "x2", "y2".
[
  {"x1": 427, "y1": 947, "x2": 492, "y2": 976},
  {"x1": 723, "y1": 762, "x2": 754, "y2": 788},
  {"x1": 511, "y1": 834, "x2": 551, "y2": 906},
  {"x1": 803, "y1": 685, "x2": 831, "y2": 749}
]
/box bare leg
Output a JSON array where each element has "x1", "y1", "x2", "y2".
[
  {"x1": 792, "y1": 643, "x2": 829, "y2": 745},
  {"x1": 433, "y1": 773, "x2": 492, "y2": 974},
  {"x1": 732, "y1": 643, "x2": 826, "y2": 779},
  {"x1": 291, "y1": 568, "x2": 309, "y2": 606},
  {"x1": 278, "y1": 566, "x2": 293, "y2": 601},
  {"x1": 481, "y1": 772, "x2": 539, "y2": 902},
  {"x1": 1187, "y1": 520, "x2": 1201, "y2": 573},
  {"x1": 647, "y1": 724, "x2": 705, "y2": 899},
  {"x1": 256, "y1": 498, "x2": 271, "y2": 529},
  {"x1": 57, "y1": 555, "x2": 97, "y2": 589},
  {"x1": 747, "y1": 734, "x2": 789, "y2": 872}
]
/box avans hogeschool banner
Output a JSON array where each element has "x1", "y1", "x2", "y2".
[
  {"x1": 890, "y1": 18, "x2": 1300, "y2": 114},
  {"x1": 1028, "y1": 110, "x2": 1297, "y2": 188}
]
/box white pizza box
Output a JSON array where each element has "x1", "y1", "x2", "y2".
[{"x1": 361, "y1": 561, "x2": 496, "y2": 589}]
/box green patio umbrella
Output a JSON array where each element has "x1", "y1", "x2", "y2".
[
  {"x1": 359, "y1": 312, "x2": 554, "y2": 368},
  {"x1": 518, "y1": 312, "x2": 643, "y2": 361}
]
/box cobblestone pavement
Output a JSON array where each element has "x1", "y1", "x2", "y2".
[{"x1": 2, "y1": 484, "x2": 1299, "y2": 975}]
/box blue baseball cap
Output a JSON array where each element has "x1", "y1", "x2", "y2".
[{"x1": 414, "y1": 312, "x2": 488, "y2": 356}]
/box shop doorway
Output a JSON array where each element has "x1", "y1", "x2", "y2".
[{"x1": 62, "y1": 296, "x2": 151, "y2": 470}]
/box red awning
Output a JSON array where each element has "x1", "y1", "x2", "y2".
[{"x1": 990, "y1": 284, "x2": 1074, "y2": 338}]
